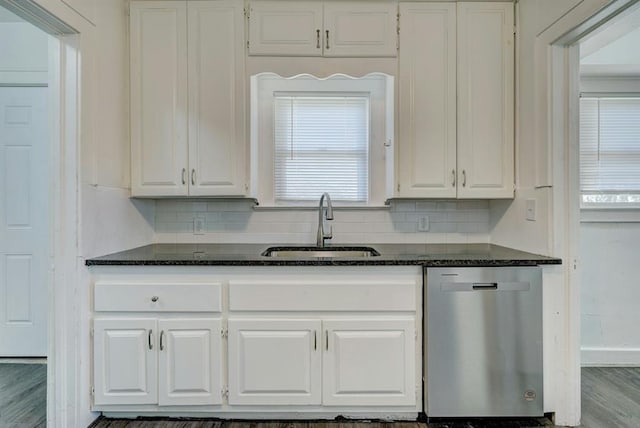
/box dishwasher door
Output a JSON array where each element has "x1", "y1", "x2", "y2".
[{"x1": 425, "y1": 267, "x2": 543, "y2": 417}]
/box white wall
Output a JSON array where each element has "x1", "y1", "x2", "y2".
[
  {"x1": 80, "y1": 0, "x2": 154, "y2": 259},
  {"x1": 579, "y1": 40, "x2": 640, "y2": 365},
  {"x1": 581, "y1": 220, "x2": 640, "y2": 366},
  {"x1": 491, "y1": 1, "x2": 614, "y2": 425}
]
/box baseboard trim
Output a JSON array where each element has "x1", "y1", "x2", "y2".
[{"x1": 581, "y1": 347, "x2": 640, "y2": 366}]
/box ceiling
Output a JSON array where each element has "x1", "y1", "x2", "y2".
[{"x1": 581, "y1": 3, "x2": 640, "y2": 74}]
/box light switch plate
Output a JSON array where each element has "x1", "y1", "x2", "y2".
[
  {"x1": 526, "y1": 199, "x2": 536, "y2": 221},
  {"x1": 418, "y1": 215, "x2": 430, "y2": 232},
  {"x1": 194, "y1": 217, "x2": 205, "y2": 234}
]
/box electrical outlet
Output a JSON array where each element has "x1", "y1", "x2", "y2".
[
  {"x1": 526, "y1": 199, "x2": 536, "y2": 221},
  {"x1": 418, "y1": 215, "x2": 430, "y2": 232},
  {"x1": 194, "y1": 217, "x2": 205, "y2": 235}
]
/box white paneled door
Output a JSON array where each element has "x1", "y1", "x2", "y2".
[{"x1": 0, "y1": 87, "x2": 49, "y2": 357}]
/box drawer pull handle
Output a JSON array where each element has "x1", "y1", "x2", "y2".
[
  {"x1": 148, "y1": 329, "x2": 153, "y2": 350},
  {"x1": 151, "y1": 296, "x2": 159, "y2": 302},
  {"x1": 160, "y1": 330, "x2": 165, "y2": 351}
]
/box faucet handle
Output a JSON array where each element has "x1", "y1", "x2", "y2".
[{"x1": 324, "y1": 224, "x2": 333, "y2": 240}]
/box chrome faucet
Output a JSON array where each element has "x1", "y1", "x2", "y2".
[{"x1": 316, "y1": 192, "x2": 334, "y2": 247}]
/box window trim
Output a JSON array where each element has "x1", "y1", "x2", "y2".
[{"x1": 250, "y1": 72, "x2": 394, "y2": 207}]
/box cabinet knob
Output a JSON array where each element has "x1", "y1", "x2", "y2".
[{"x1": 151, "y1": 296, "x2": 159, "y2": 302}]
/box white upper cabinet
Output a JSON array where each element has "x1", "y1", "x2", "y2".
[
  {"x1": 130, "y1": 1, "x2": 188, "y2": 197},
  {"x1": 457, "y1": 2, "x2": 514, "y2": 199},
  {"x1": 248, "y1": 1, "x2": 397, "y2": 57},
  {"x1": 248, "y1": 2, "x2": 324, "y2": 56},
  {"x1": 187, "y1": 1, "x2": 246, "y2": 196},
  {"x1": 397, "y1": 2, "x2": 514, "y2": 199},
  {"x1": 130, "y1": 1, "x2": 246, "y2": 197},
  {"x1": 398, "y1": 3, "x2": 457, "y2": 198},
  {"x1": 323, "y1": 2, "x2": 398, "y2": 57}
]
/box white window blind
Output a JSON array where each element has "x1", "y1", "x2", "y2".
[
  {"x1": 273, "y1": 94, "x2": 370, "y2": 203},
  {"x1": 580, "y1": 97, "x2": 640, "y2": 205}
]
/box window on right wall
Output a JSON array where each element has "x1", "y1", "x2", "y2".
[{"x1": 580, "y1": 96, "x2": 640, "y2": 207}]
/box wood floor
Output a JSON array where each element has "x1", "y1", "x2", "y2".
[
  {"x1": 1, "y1": 366, "x2": 637, "y2": 428},
  {"x1": 580, "y1": 367, "x2": 640, "y2": 428},
  {"x1": 0, "y1": 361, "x2": 46, "y2": 428}
]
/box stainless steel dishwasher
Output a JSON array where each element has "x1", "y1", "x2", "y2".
[{"x1": 424, "y1": 267, "x2": 543, "y2": 418}]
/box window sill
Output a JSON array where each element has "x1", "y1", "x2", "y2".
[
  {"x1": 580, "y1": 207, "x2": 640, "y2": 223},
  {"x1": 253, "y1": 205, "x2": 391, "y2": 211}
]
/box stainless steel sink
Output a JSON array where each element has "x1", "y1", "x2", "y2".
[{"x1": 262, "y1": 246, "x2": 380, "y2": 258}]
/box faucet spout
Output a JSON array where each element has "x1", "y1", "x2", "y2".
[{"x1": 317, "y1": 193, "x2": 334, "y2": 247}]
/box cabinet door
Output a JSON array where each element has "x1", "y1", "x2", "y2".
[
  {"x1": 398, "y1": 3, "x2": 457, "y2": 198},
  {"x1": 457, "y1": 2, "x2": 514, "y2": 198},
  {"x1": 157, "y1": 318, "x2": 223, "y2": 406},
  {"x1": 188, "y1": 1, "x2": 246, "y2": 196},
  {"x1": 130, "y1": 1, "x2": 188, "y2": 197},
  {"x1": 323, "y1": 2, "x2": 397, "y2": 57},
  {"x1": 228, "y1": 318, "x2": 322, "y2": 405},
  {"x1": 93, "y1": 318, "x2": 157, "y2": 405},
  {"x1": 248, "y1": 1, "x2": 323, "y2": 56},
  {"x1": 323, "y1": 318, "x2": 416, "y2": 406}
]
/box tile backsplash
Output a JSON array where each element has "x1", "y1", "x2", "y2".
[{"x1": 154, "y1": 199, "x2": 490, "y2": 244}]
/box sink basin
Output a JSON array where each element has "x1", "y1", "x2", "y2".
[{"x1": 262, "y1": 246, "x2": 380, "y2": 258}]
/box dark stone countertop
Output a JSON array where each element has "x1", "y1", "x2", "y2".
[{"x1": 85, "y1": 243, "x2": 562, "y2": 267}]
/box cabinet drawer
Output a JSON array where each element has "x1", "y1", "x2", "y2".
[
  {"x1": 229, "y1": 280, "x2": 416, "y2": 312},
  {"x1": 94, "y1": 282, "x2": 222, "y2": 312}
]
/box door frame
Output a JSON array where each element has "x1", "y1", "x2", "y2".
[
  {"x1": 47, "y1": 33, "x2": 81, "y2": 427},
  {"x1": 544, "y1": 0, "x2": 640, "y2": 425}
]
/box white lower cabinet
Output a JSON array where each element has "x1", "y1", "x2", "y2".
[
  {"x1": 228, "y1": 319, "x2": 322, "y2": 405},
  {"x1": 91, "y1": 266, "x2": 422, "y2": 416},
  {"x1": 94, "y1": 318, "x2": 157, "y2": 405},
  {"x1": 323, "y1": 318, "x2": 416, "y2": 406},
  {"x1": 228, "y1": 317, "x2": 416, "y2": 407},
  {"x1": 158, "y1": 319, "x2": 223, "y2": 406},
  {"x1": 93, "y1": 317, "x2": 222, "y2": 407}
]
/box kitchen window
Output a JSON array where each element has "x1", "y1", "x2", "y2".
[
  {"x1": 580, "y1": 96, "x2": 640, "y2": 207},
  {"x1": 250, "y1": 72, "x2": 393, "y2": 206},
  {"x1": 274, "y1": 94, "x2": 369, "y2": 203}
]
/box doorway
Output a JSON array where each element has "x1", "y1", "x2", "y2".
[
  {"x1": 0, "y1": 1, "x2": 81, "y2": 426},
  {"x1": 0, "y1": 6, "x2": 51, "y2": 427}
]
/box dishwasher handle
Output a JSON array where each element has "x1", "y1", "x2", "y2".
[
  {"x1": 440, "y1": 281, "x2": 531, "y2": 292},
  {"x1": 472, "y1": 282, "x2": 498, "y2": 290}
]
